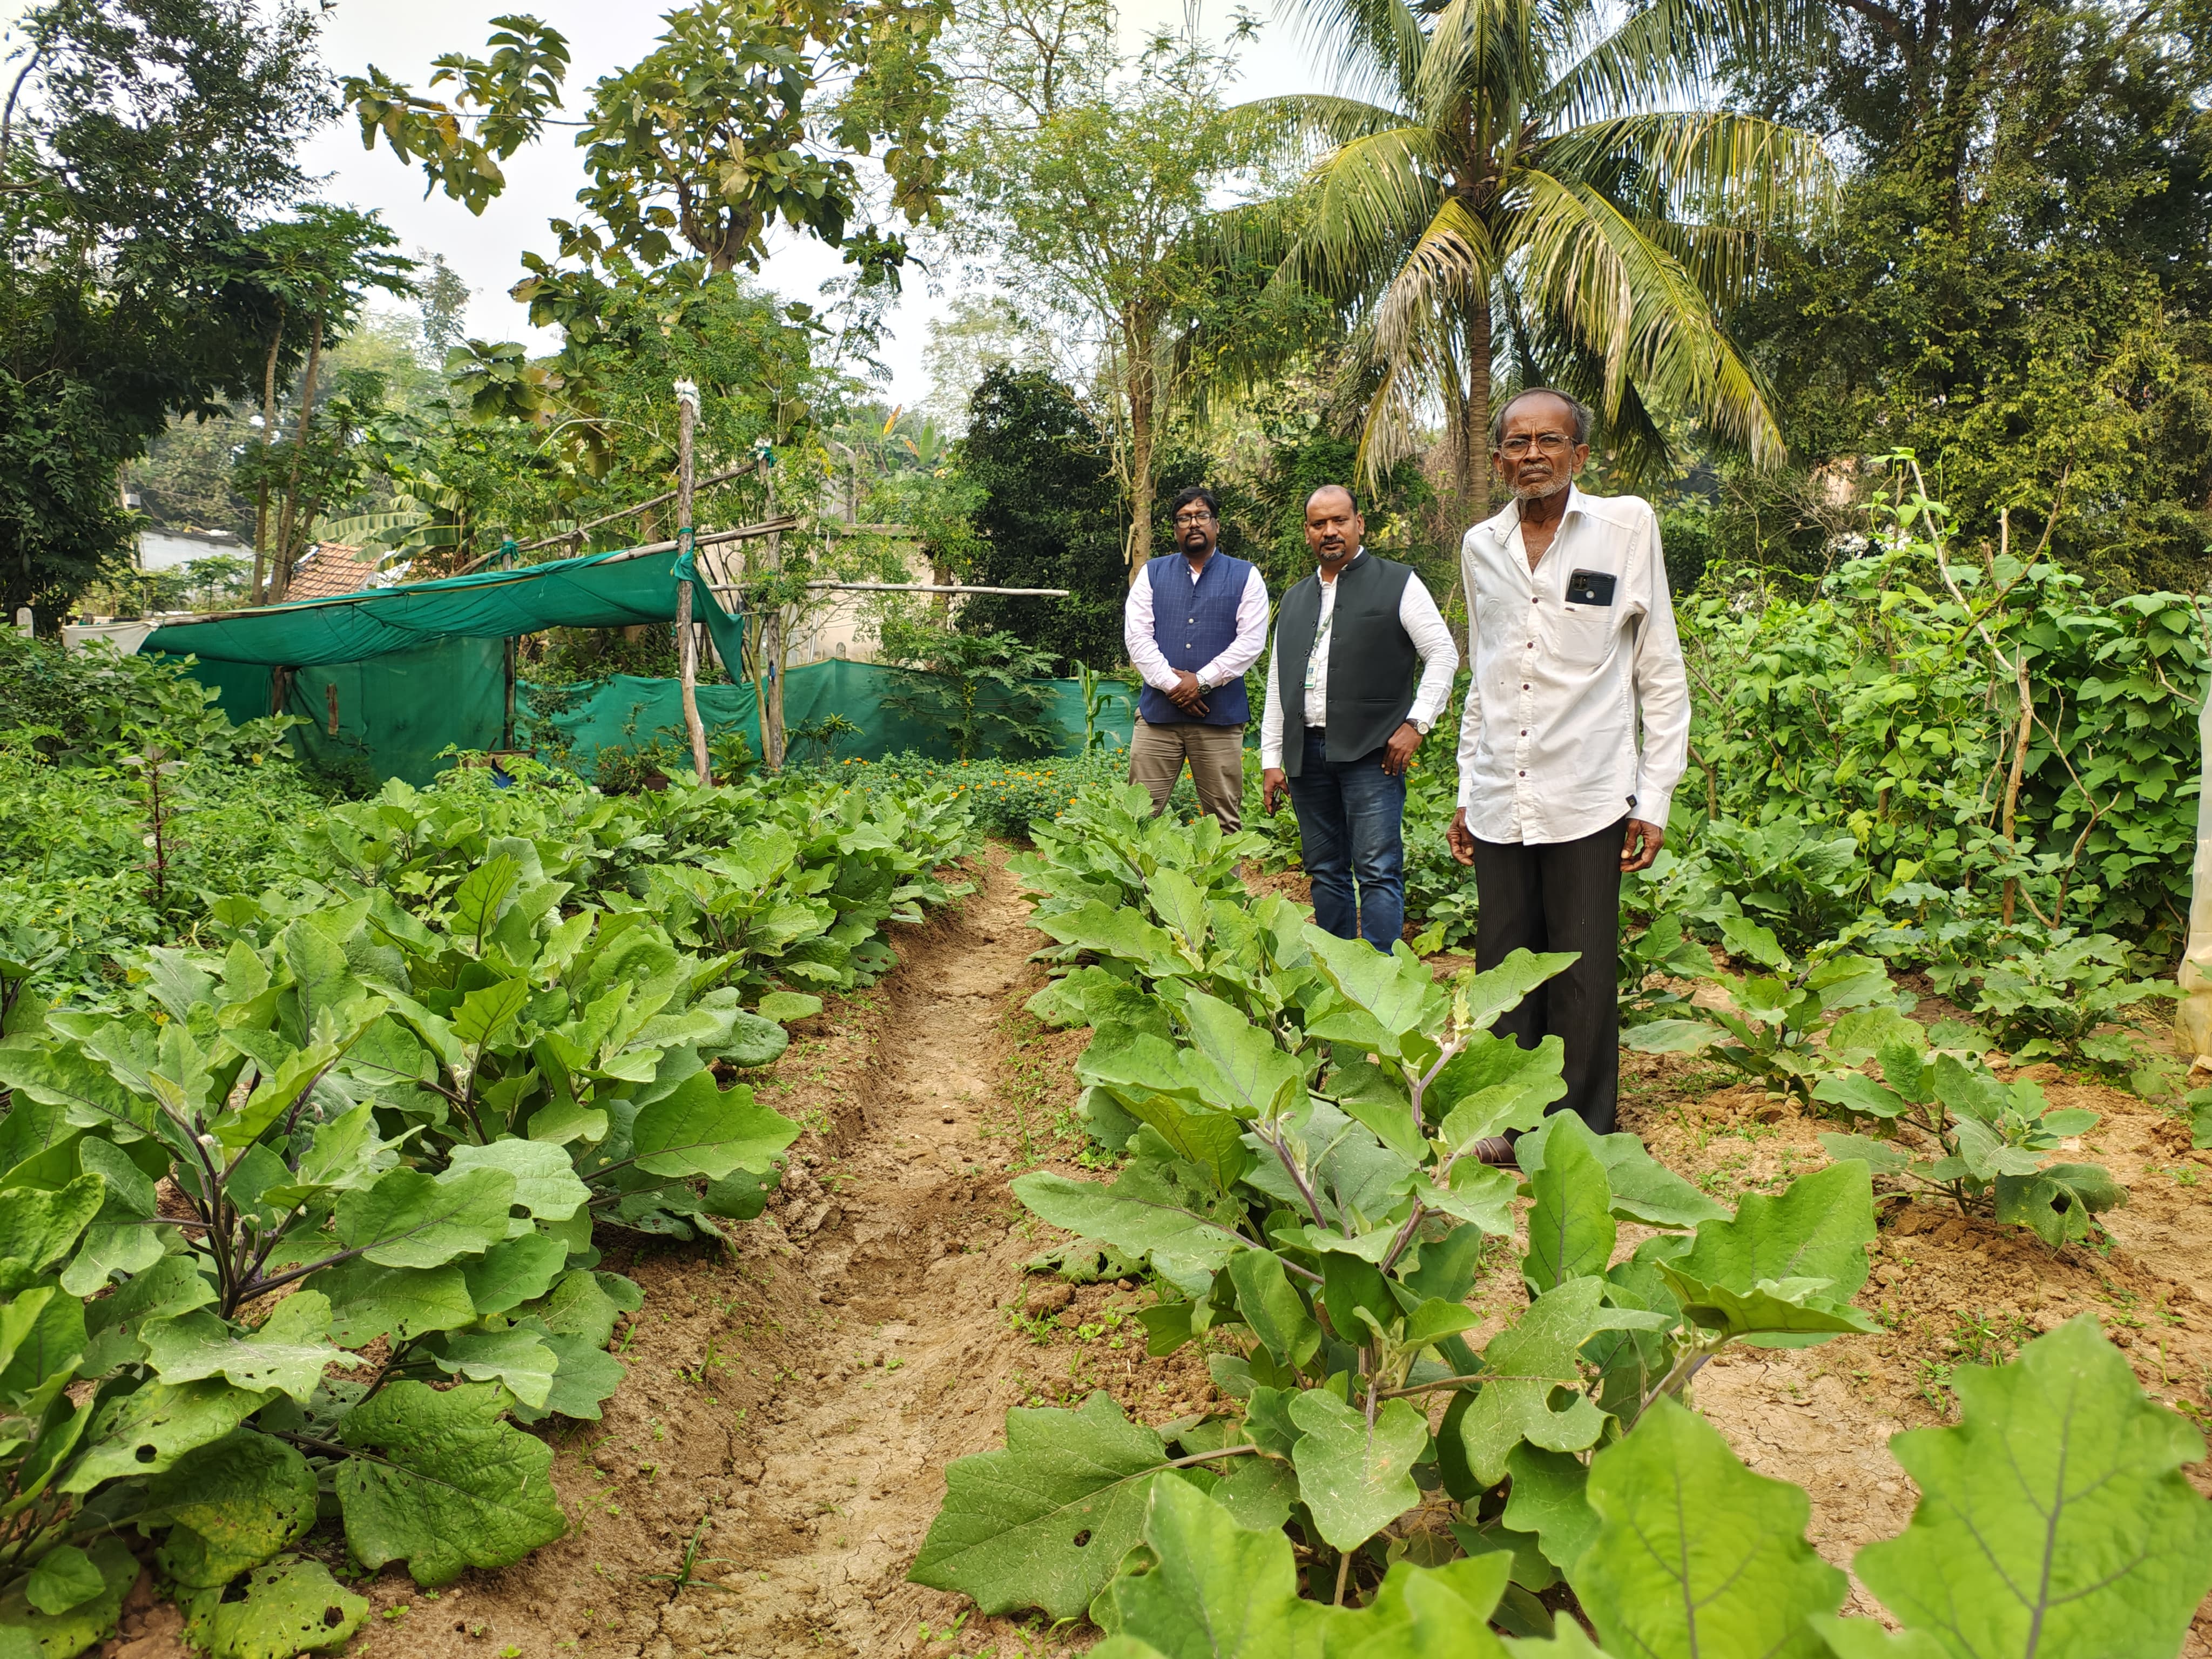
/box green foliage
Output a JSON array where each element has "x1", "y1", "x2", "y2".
[
  {"x1": 949, "y1": 368, "x2": 1127, "y2": 675},
  {"x1": 1677, "y1": 500, "x2": 2207, "y2": 961},
  {"x1": 878, "y1": 619, "x2": 1064, "y2": 761},
  {"x1": 824, "y1": 751, "x2": 1157, "y2": 839},
  {"x1": 1723, "y1": 0, "x2": 2212, "y2": 590},
  {"x1": 0, "y1": 0, "x2": 341, "y2": 625},
  {"x1": 1622, "y1": 917, "x2": 1904, "y2": 1102},
  {"x1": 1813, "y1": 1031, "x2": 2127, "y2": 1246},
  {"x1": 0, "y1": 671, "x2": 979, "y2": 1642},
  {"x1": 1965, "y1": 930, "x2": 2180, "y2": 1077},
  {"x1": 915, "y1": 781, "x2": 1897, "y2": 1620}
]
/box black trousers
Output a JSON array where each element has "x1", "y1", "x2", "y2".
[{"x1": 1469, "y1": 817, "x2": 1625, "y2": 1134}]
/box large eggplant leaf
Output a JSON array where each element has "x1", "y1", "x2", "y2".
[
  {"x1": 1572, "y1": 1395, "x2": 1845, "y2": 1659},
  {"x1": 908, "y1": 1390, "x2": 1180, "y2": 1621},
  {"x1": 1668, "y1": 1162, "x2": 1875, "y2": 1346},
  {"x1": 1457, "y1": 1277, "x2": 1611, "y2": 1485},
  {"x1": 64, "y1": 1379, "x2": 274, "y2": 1491},
  {"x1": 334, "y1": 1380, "x2": 566, "y2": 1586},
  {"x1": 1287, "y1": 1388, "x2": 1426, "y2": 1549},
  {"x1": 147, "y1": 1431, "x2": 319, "y2": 1588},
  {"x1": 627, "y1": 1072, "x2": 799, "y2": 1178},
  {"x1": 334, "y1": 1166, "x2": 518, "y2": 1268},
  {"x1": 139, "y1": 1291, "x2": 358, "y2": 1402},
  {"x1": 1515, "y1": 1113, "x2": 1725, "y2": 1228},
  {"x1": 1852, "y1": 1317, "x2": 2212, "y2": 1659},
  {"x1": 1101, "y1": 1474, "x2": 1350, "y2": 1658},
  {"x1": 1013, "y1": 1168, "x2": 1246, "y2": 1291},
  {"x1": 1522, "y1": 1117, "x2": 1615, "y2": 1295}
]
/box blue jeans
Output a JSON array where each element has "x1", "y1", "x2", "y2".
[{"x1": 1287, "y1": 726, "x2": 1406, "y2": 950}]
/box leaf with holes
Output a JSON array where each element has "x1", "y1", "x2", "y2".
[
  {"x1": 149, "y1": 1431, "x2": 319, "y2": 1588},
  {"x1": 179, "y1": 1556, "x2": 368, "y2": 1659},
  {"x1": 907, "y1": 1390, "x2": 1183, "y2": 1621}
]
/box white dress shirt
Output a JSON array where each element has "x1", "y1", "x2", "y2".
[
  {"x1": 1454, "y1": 485, "x2": 1689, "y2": 844},
  {"x1": 1124, "y1": 553, "x2": 1271, "y2": 694},
  {"x1": 1259, "y1": 554, "x2": 1460, "y2": 767}
]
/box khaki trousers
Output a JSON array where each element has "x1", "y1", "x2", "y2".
[{"x1": 1128, "y1": 718, "x2": 1246, "y2": 831}]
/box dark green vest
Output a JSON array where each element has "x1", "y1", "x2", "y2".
[{"x1": 1274, "y1": 553, "x2": 1419, "y2": 777}]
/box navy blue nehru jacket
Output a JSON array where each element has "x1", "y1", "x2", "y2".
[{"x1": 1136, "y1": 551, "x2": 1257, "y2": 727}]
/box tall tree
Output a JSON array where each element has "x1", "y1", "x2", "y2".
[
  {"x1": 939, "y1": 0, "x2": 1258, "y2": 581},
  {"x1": 1223, "y1": 0, "x2": 1830, "y2": 531},
  {"x1": 347, "y1": 1, "x2": 953, "y2": 286},
  {"x1": 952, "y1": 366, "x2": 1124, "y2": 671},
  {"x1": 1723, "y1": 0, "x2": 2212, "y2": 588},
  {"x1": 0, "y1": 0, "x2": 335, "y2": 626}
]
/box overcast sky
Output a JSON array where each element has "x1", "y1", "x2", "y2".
[{"x1": 2, "y1": 0, "x2": 1331, "y2": 408}]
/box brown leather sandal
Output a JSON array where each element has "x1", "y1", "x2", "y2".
[{"x1": 1469, "y1": 1136, "x2": 1519, "y2": 1168}]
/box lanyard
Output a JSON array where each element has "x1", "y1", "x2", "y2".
[{"x1": 1304, "y1": 597, "x2": 1334, "y2": 691}]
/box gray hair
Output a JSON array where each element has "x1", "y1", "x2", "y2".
[{"x1": 1492, "y1": 388, "x2": 1593, "y2": 447}]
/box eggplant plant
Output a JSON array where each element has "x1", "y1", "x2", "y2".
[
  {"x1": 1622, "y1": 914, "x2": 1905, "y2": 1100},
  {"x1": 1065, "y1": 1316, "x2": 2212, "y2": 1659},
  {"x1": 0, "y1": 857, "x2": 804, "y2": 1654},
  {"x1": 1813, "y1": 1033, "x2": 2125, "y2": 1245},
  {"x1": 912, "y1": 928, "x2": 1883, "y2": 1629}
]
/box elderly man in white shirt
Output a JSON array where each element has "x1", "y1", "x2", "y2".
[
  {"x1": 1446, "y1": 389, "x2": 1690, "y2": 1151},
  {"x1": 1259, "y1": 485, "x2": 1459, "y2": 949}
]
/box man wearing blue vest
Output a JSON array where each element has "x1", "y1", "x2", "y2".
[{"x1": 1123, "y1": 485, "x2": 1270, "y2": 831}]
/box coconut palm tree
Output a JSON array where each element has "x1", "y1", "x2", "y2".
[{"x1": 1223, "y1": 0, "x2": 1829, "y2": 523}]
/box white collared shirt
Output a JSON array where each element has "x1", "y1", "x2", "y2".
[
  {"x1": 1258, "y1": 552, "x2": 1459, "y2": 767},
  {"x1": 1123, "y1": 552, "x2": 1271, "y2": 692},
  {"x1": 1454, "y1": 485, "x2": 1689, "y2": 844}
]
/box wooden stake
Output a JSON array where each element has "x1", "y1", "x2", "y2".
[{"x1": 673, "y1": 380, "x2": 711, "y2": 784}]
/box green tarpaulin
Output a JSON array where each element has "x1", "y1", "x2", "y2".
[{"x1": 140, "y1": 543, "x2": 1138, "y2": 783}]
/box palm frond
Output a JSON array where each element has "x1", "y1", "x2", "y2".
[
  {"x1": 1269, "y1": 0, "x2": 1432, "y2": 109},
  {"x1": 1413, "y1": 0, "x2": 1551, "y2": 151},
  {"x1": 1505, "y1": 166, "x2": 1785, "y2": 464},
  {"x1": 1371, "y1": 195, "x2": 1501, "y2": 376},
  {"x1": 1539, "y1": 110, "x2": 1832, "y2": 233},
  {"x1": 1277, "y1": 124, "x2": 1451, "y2": 300},
  {"x1": 1225, "y1": 92, "x2": 1418, "y2": 169}
]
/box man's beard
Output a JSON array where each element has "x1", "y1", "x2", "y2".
[{"x1": 1510, "y1": 471, "x2": 1570, "y2": 502}]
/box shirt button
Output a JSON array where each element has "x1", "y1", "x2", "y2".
[
  {"x1": 1522, "y1": 683, "x2": 1530, "y2": 690},
  {"x1": 1520, "y1": 729, "x2": 1528, "y2": 736},
  {"x1": 1518, "y1": 770, "x2": 1526, "y2": 777}
]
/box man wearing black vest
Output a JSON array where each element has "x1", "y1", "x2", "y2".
[
  {"x1": 1123, "y1": 485, "x2": 1270, "y2": 831},
  {"x1": 1260, "y1": 485, "x2": 1459, "y2": 948}
]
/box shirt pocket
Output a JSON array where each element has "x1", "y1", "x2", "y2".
[{"x1": 1556, "y1": 588, "x2": 1618, "y2": 667}]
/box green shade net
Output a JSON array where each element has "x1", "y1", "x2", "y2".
[
  {"x1": 140, "y1": 543, "x2": 1143, "y2": 783},
  {"x1": 520, "y1": 662, "x2": 1138, "y2": 778},
  {"x1": 141, "y1": 546, "x2": 747, "y2": 670}
]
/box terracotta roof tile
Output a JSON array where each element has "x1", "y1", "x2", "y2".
[{"x1": 285, "y1": 543, "x2": 382, "y2": 602}]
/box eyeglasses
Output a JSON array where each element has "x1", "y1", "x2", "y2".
[
  {"x1": 1498, "y1": 432, "x2": 1576, "y2": 458},
  {"x1": 1172, "y1": 511, "x2": 1215, "y2": 525}
]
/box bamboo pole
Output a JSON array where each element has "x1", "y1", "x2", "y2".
[{"x1": 673, "y1": 380, "x2": 711, "y2": 784}]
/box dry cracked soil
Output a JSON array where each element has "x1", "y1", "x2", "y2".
[{"x1": 97, "y1": 847, "x2": 2212, "y2": 1659}]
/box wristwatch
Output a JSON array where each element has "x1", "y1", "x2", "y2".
[{"x1": 1412, "y1": 718, "x2": 1433, "y2": 736}]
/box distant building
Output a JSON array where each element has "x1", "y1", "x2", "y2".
[{"x1": 137, "y1": 527, "x2": 244, "y2": 571}]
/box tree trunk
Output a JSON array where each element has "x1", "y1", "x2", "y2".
[
  {"x1": 1124, "y1": 309, "x2": 1158, "y2": 588},
  {"x1": 1462, "y1": 297, "x2": 1493, "y2": 536},
  {"x1": 249, "y1": 312, "x2": 285, "y2": 603},
  {"x1": 270, "y1": 315, "x2": 324, "y2": 603}
]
